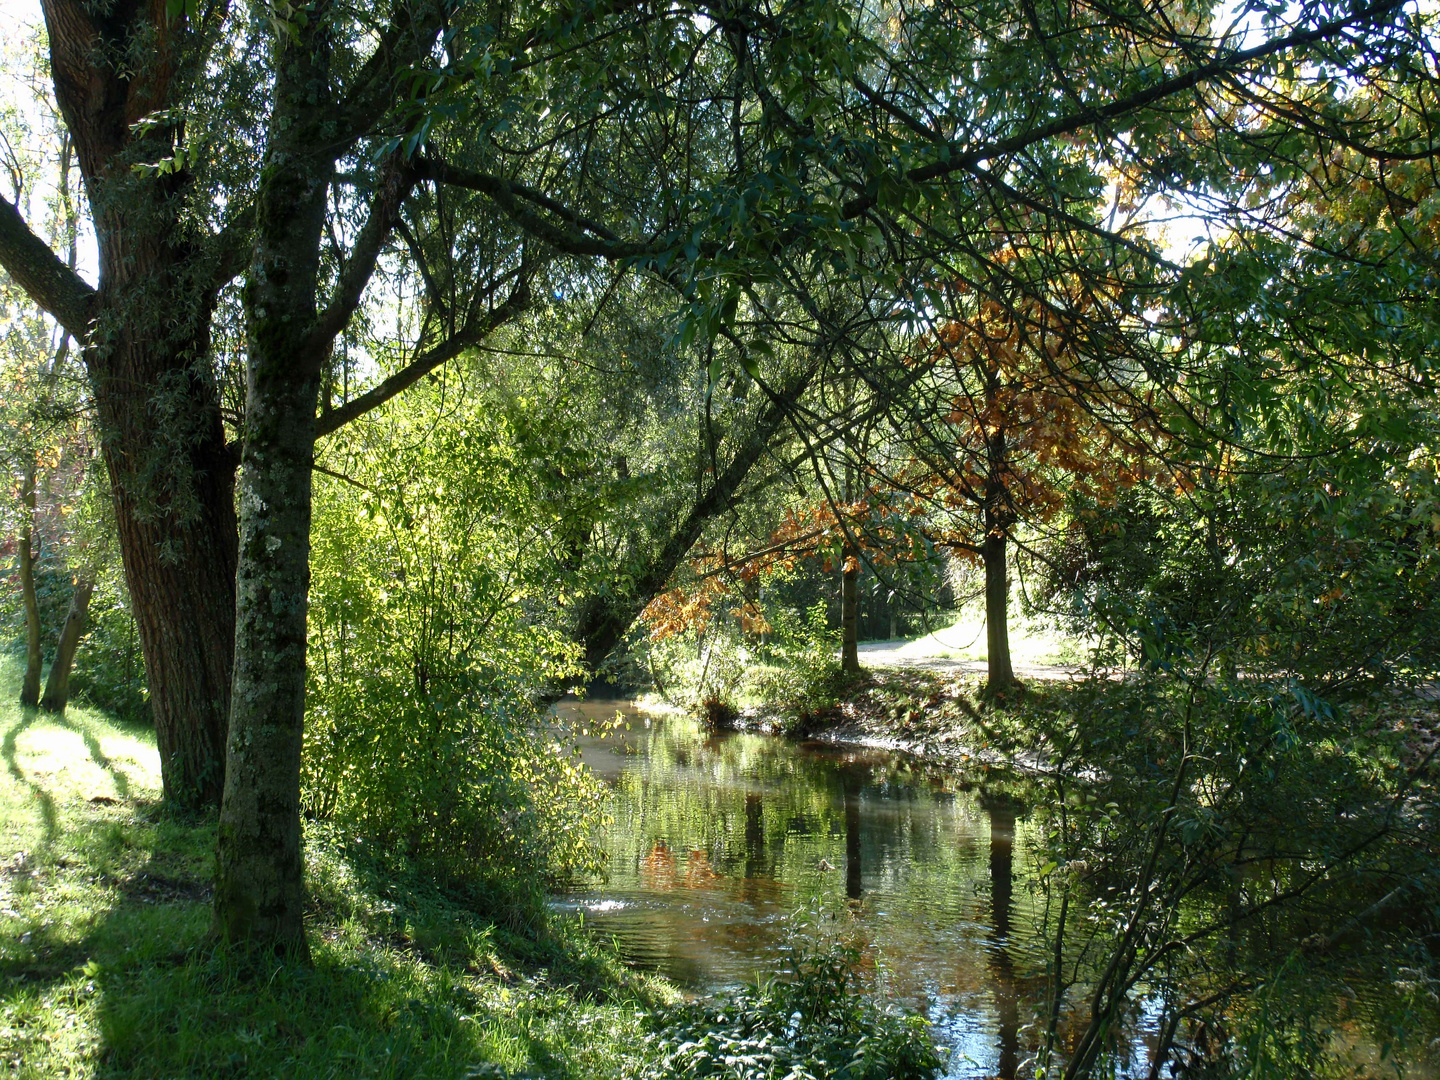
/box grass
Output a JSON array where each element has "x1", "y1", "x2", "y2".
[
  {"x1": 874, "y1": 606, "x2": 1092, "y2": 669},
  {"x1": 0, "y1": 669, "x2": 679, "y2": 1079}
]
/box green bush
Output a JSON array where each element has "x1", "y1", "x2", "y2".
[
  {"x1": 304, "y1": 399, "x2": 609, "y2": 925},
  {"x1": 645, "y1": 628, "x2": 751, "y2": 719},
  {"x1": 752, "y1": 603, "x2": 847, "y2": 731},
  {"x1": 648, "y1": 938, "x2": 943, "y2": 1080}
]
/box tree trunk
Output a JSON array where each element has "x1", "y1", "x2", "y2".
[
  {"x1": 102, "y1": 406, "x2": 237, "y2": 807},
  {"x1": 19, "y1": 459, "x2": 42, "y2": 708},
  {"x1": 38, "y1": 0, "x2": 238, "y2": 809},
  {"x1": 214, "y1": 12, "x2": 335, "y2": 955},
  {"x1": 213, "y1": 375, "x2": 317, "y2": 954},
  {"x1": 840, "y1": 548, "x2": 860, "y2": 673},
  {"x1": 40, "y1": 574, "x2": 93, "y2": 712},
  {"x1": 983, "y1": 419, "x2": 1017, "y2": 696},
  {"x1": 983, "y1": 514, "x2": 1016, "y2": 694}
]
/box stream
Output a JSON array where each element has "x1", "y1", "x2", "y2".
[{"x1": 552, "y1": 699, "x2": 1166, "y2": 1079}]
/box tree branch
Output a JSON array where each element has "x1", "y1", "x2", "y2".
[
  {"x1": 206, "y1": 202, "x2": 255, "y2": 293},
  {"x1": 840, "y1": 0, "x2": 1411, "y2": 219},
  {"x1": 308, "y1": 153, "x2": 419, "y2": 358},
  {"x1": 0, "y1": 193, "x2": 95, "y2": 338},
  {"x1": 312, "y1": 267, "x2": 532, "y2": 439},
  {"x1": 413, "y1": 157, "x2": 678, "y2": 260}
]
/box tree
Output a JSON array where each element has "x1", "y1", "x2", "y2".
[
  {"x1": 883, "y1": 293, "x2": 1161, "y2": 694},
  {"x1": 5, "y1": 0, "x2": 1431, "y2": 955}
]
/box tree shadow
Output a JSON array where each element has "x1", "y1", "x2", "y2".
[
  {"x1": 57, "y1": 712, "x2": 131, "y2": 800},
  {"x1": 3, "y1": 708, "x2": 58, "y2": 849}
]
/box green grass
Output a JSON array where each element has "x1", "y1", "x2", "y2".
[
  {"x1": 0, "y1": 669, "x2": 678, "y2": 1079},
  {"x1": 884, "y1": 607, "x2": 1091, "y2": 668}
]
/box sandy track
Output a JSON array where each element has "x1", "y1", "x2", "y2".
[{"x1": 854, "y1": 640, "x2": 1084, "y2": 681}]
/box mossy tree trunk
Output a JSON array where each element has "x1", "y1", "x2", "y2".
[
  {"x1": 212, "y1": 2, "x2": 426, "y2": 952},
  {"x1": 212, "y1": 12, "x2": 337, "y2": 958},
  {"x1": 40, "y1": 574, "x2": 93, "y2": 712}
]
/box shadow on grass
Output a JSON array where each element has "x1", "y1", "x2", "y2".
[
  {"x1": 2, "y1": 813, "x2": 606, "y2": 1080},
  {"x1": 3, "y1": 708, "x2": 58, "y2": 849},
  {"x1": 58, "y1": 711, "x2": 132, "y2": 800}
]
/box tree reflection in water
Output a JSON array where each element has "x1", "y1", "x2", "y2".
[
  {"x1": 843, "y1": 770, "x2": 863, "y2": 901},
  {"x1": 555, "y1": 701, "x2": 1085, "y2": 1078},
  {"x1": 984, "y1": 794, "x2": 1020, "y2": 1079}
]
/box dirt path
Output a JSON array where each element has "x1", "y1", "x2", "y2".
[{"x1": 854, "y1": 639, "x2": 1083, "y2": 681}]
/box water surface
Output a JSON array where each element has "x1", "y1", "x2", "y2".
[{"x1": 553, "y1": 700, "x2": 1152, "y2": 1079}]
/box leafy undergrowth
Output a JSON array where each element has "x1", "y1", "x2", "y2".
[
  {"x1": 654, "y1": 940, "x2": 942, "y2": 1080},
  {"x1": 0, "y1": 673, "x2": 945, "y2": 1080}
]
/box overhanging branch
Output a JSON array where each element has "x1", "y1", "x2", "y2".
[
  {"x1": 0, "y1": 193, "x2": 95, "y2": 338},
  {"x1": 312, "y1": 268, "x2": 532, "y2": 440},
  {"x1": 840, "y1": 0, "x2": 1411, "y2": 219}
]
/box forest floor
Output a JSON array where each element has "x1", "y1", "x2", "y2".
[{"x1": 0, "y1": 671, "x2": 680, "y2": 1079}]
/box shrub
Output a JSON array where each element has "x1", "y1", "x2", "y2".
[
  {"x1": 648, "y1": 938, "x2": 943, "y2": 1080},
  {"x1": 752, "y1": 603, "x2": 847, "y2": 732},
  {"x1": 304, "y1": 407, "x2": 609, "y2": 926}
]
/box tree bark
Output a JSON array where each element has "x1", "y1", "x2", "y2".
[
  {"x1": 40, "y1": 574, "x2": 94, "y2": 712},
  {"x1": 983, "y1": 421, "x2": 1017, "y2": 696},
  {"x1": 33, "y1": 0, "x2": 239, "y2": 808},
  {"x1": 214, "y1": 8, "x2": 335, "y2": 955},
  {"x1": 19, "y1": 460, "x2": 42, "y2": 708},
  {"x1": 840, "y1": 548, "x2": 860, "y2": 673}
]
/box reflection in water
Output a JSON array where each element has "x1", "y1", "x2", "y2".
[
  {"x1": 554, "y1": 701, "x2": 1150, "y2": 1079},
  {"x1": 985, "y1": 795, "x2": 1020, "y2": 1080},
  {"x1": 843, "y1": 771, "x2": 863, "y2": 901}
]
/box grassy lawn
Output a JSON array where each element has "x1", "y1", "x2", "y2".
[
  {"x1": 873, "y1": 608, "x2": 1091, "y2": 669},
  {"x1": 0, "y1": 670, "x2": 675, "y2": 1079}
]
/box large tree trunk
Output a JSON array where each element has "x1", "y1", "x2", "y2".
[
  {"x1": 840, "y1": 548, "x2": 860, "y2": 673},
  {"x1": 97, "y1": 358, "x2": 237, "y2": 807},
  {"x1": 40, "y1": 574, "x2": 94, "y2": 712},
  {"x1": 213, "y1": 374, "x2": 316, "y2": 953},
  {"x1": 18, "y1": 459, "x2": 42, "y2": 708},
  {"x1": 213, "y1": 12, "x2": 334, "y2": 955},
  {"x1": 38, "y1": 0, "x2": 238, "y2": 808}
]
